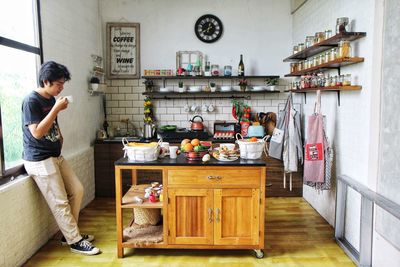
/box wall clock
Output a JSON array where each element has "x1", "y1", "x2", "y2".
[{"x1": 194, "y1": 14, "x2": 223, "y2": 43}]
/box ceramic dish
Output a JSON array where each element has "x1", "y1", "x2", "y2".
[
  {"x1": 211, "y1": 148, "x2": 240, "y2": 161},
  {"x1": 252, "y1": 86, "x2": 266, "y2": 91},
  {"x1": 188, "y1": 86, "x2": 201, "y2": 92},
  {"x1": 220, "y1": 86, "x2": 231, "y2": 92},
  {"x1": 159, "y1": 87, "x2": 173, "y2": 92}
]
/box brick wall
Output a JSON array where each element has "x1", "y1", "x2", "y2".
[{"x1": 0, "y1": 148, "x2": 94, "y2": 267}]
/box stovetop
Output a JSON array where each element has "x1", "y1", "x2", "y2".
[{"x1": 157, "y1": 128, "x2": 210, "y2": 142}]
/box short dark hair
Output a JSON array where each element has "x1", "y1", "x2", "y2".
[{"x1": 38, "y1": 61, "x2": 71, "y2": 87}]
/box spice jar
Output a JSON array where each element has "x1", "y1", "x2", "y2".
[
  {"x1": 330, "y1": 48, "x2": 337, "y2": 61},
  {"x1": 325, "y1": 51, "x2": 330, "y2": 63},
  {"x1": 315, "y1": 32, "x2": 325, "y2": 43},
  {"x1": 298, "y1": 43, "x2": 305, "y2": 51},
  {"x1": 338, "y1": 40, "x2": 351, "y2": 58},
  {"x1": 336, "y1": 75, "x2": 343, "y2": 86},
  {"x1": 324, "y1": 29, "x2": 332, "y2": 39},
  {"x1": 305, "y1": 36, "x2": 315, "y2": 48},
  {"x1": 324, "y1": 75, "x2": 331, "y2": 87},
  {"x1": 290, "y1": 63, "x2": 297, "y2": 73},
  {"x1": 336, "y1": 17, "x2": 350, "y2": 34},
  {"x1": 319, "y1": 54, "x2": 325, "y2": 65},
  {"x1": 211, "y1": 64, "x2": 220, "y2": 76},
  {"x1": 298, "y1": 61, "x2": 304, "y2": 71},
  {"x1": 293, "y1": 45, "x2": 299, "y2": 54},
  {"x1": 343, "y1": 74, "x2": 352, "y2": 86},
  {"x1": 331, "y1": 76, "x2": 337, "y2": 87}
]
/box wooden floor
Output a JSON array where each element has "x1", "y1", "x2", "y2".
[{"x1": 23, "y1": 197, "x2": 355, "y2": 267}]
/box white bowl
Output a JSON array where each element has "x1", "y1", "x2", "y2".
[
  {"x1": 159, "y1": 87, "x2": 173, "y2": 92},
  {"x1": 220, "y1": 143, "x2": 236, "y2": 150},
  {"x1": 220, "y1": 86, "x2": 231, "y2": 92}
]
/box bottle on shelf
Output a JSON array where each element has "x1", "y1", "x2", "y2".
[{"x1": 238, "y1": 54, "x2": 245, "y2": 76}]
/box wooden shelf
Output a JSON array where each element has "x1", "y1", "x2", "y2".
[
  {"x1": 283, "y1": 32, "x2": 367, "y2": 62},
  {"x1": 142, "y1": 75, "x2": 279, "y2": 80},
  {"x1": 284, "y1": 57, "x2": 364, "y2": 77},
  {"x1": 122, "y1": 184, "x2": 163, "y2": 209},
  {"x1": 291, "y1": 85, "x2": 362, "y2": 92}
]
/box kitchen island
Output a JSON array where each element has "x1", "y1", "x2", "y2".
[{"x1": 114, "y1": 155, "x2": 266, "y2": 258}]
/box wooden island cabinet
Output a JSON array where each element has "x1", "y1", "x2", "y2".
[{"x1": 114, "y1": 156, "x2": 266, "y2": 258}]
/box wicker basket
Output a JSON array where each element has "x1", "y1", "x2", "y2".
[
  {"x1": 236, "y1": 134, "x2": 268, "y2": 159},
  {"x1": 134, "y1": 208, "x2": 161, "y2": 225},
  {"x1": 122, "y1": 138, "x2": 161, "y2": 161}
]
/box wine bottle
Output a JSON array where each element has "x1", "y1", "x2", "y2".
[{"x1": 238, "y1": 54, "x2": 245, "y2": 76}]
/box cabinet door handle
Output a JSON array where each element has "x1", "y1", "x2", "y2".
[
  {"x1": 216, "y1": 208, "x2": 220, "y2": 223},
  {"x1": 208, "y1": 208, "x2": 213, "y2": 222},
  {"x1": 207, "y1": 175, "x2": 215, "y2": 179},
  {"x1": 207, "y1": 175, "x2": 222, "y2": 180}
]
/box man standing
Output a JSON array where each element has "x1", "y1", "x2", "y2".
[{"x1": 22, "y1": 61, "x2": 100, "y2": 255}]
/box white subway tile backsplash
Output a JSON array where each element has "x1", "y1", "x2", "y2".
[
  {"x1": 112, "y1": 107, "x2": 126, "y2": 114},
  {"x1": 112, "y1": 94, "x2": 125, "y2": 101},
  {"x1": 119, "y1": 101, "x2": 133, "y2": 108},
  {"x1": 125, "y1": 79, "x2": 139, "y2": 86},
  {"x1": 111, "y1": 80, "x2": 125, "y2": 86},
  {"x1": 119, "y1": 86, "x2": 132, "y2": 94}
]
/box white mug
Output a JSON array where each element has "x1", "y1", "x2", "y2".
[
  {"x1": 191, "y1": 104, "x2": 198, "y2": 112},
  {"x1": 65, "y1": 95, "x2": 74, "y2": 103},
  {"x1": 202, "y1": 104, "x2": 208, "y2": 112},
  {"x1": 183, "y1": 104, "x2": 190, "y2": 112},
  {"x1": 169, "y1": 146, "x2": 179, "y2": 159},
  {"x1": 208, "y1": 104, "x2": 215, "y2": 112}
]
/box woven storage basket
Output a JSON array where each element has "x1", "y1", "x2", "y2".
[
  {"x1": 236, "y1": 133, "x2": 268, "y2": 159},
  {"x1": 122, "y1": 138, "x2": 161, "y2": 161},
  {"x1": 134, "y1": 208, "x2": 161, "y2": 225}
]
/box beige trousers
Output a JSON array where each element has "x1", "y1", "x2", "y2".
[{"x1": 24, "y1": 156, "x2": 83, "y2": 245}]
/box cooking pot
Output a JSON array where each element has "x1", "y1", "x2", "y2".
[{"x1": 190, "y1": 115, "x2": 204, "y2": 131}]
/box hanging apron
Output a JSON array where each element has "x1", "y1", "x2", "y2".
[{"x1": 303, "y1": 91, "x2": 325, "y2": 183}]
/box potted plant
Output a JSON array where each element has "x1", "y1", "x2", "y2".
[
  {"x1": 178, "y1": 81, "x2": 185, "y2": 93},
  {"x1": 209, "y1": 82, "x2": 216, "y2": 92},
  {"x1": 90, "y1": 76, "x2": 100, "y2": 91},
  {"x1": 239, "y1": 79, "x2": 248, "y2": 92}
]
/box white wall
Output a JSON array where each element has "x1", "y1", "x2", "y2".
[
  {"x1": 99, "y1": 0, "x2": 293, "y2": 133},
  {"x1": 0, "y1": 1, "x2": 102, "y2": 266}
]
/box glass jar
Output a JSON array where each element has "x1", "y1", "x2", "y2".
[
  {"x1": 324, "y1": 29, "x2": 332, "y2": 39},
  {"x1": 315, "y1": 32, "x2": 325, "y2": 43},
  {"x1": 325, "y1": 51, "x2": 330, "y2": 63},
  {"x1": 336, "y1": 17, "x2": 349, "y2": 34},
  {"x1": 224, "y1": 65, "x2": 232, "y2": 76},
  {"x1": 331, "y1": 76, "x2": 337, "y2": 87},
  {"x1": 211, "y1": 64, "x2": 219, "y2": 76},
  {"x1": 293, "y1": 45, "x2": 299, "y2": 54},
  {"x1": 338, "y1": 40, "x2": 351, "y2": 58},
  {"x1": 319, "y1": 54, "x2": 325, "y2": 65},
  {"x1": 313, "y1": 56, "x2": 319, "y2": 66},
  {"x1": 343, "y1": 74, "x2": 352, "y2": 86},
  {"x1": 298, "y1": 43, "x2": 305, "y2": 51},
  {"x1": 305, "y1": 36, "x2": 315, "y2": 48},
  {"x1": 290, "y1": 63, "x2": 297, "y2": 73},
  {"x1": 330, "y1": 48, "x2": 337, "y2": 61},
  {"x1": 324, "y1": 75, "x2": 331, "y2": 87},
  {"x1": 336, "y1": 75, "x2": 343, "y2": 86}
]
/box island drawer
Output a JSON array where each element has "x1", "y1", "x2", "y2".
[{"x1": 167, "y1": 168, "x2": 261, "y2": 187}]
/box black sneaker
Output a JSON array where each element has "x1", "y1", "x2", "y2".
[
  {"x1": 61, "y1": 234, "x2": 94, "y2": 246},
  {"x1": 70, "y1": 239, "x2": 100, "y2": 255}
]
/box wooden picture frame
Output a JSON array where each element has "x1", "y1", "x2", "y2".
[{"x1": 106, "y1": 22, "x2": 140, "y2": 79}]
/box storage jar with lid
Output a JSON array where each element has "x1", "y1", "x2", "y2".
[
  {"x1": 343, "y1": 74, "x2": 352, "y2": 86},
  {"x1": 305, "y1": 36, "x2": 315, "y2": 48},
  {"x1": 338, "y1": 40, "x2": 351, "y2": 58},
  {"x1": 298, "y1": 43, "x2": 305, "y2": 51},
  {"x1": 211, "y1": 64, "x2": 219, "y2": 76},
  {"x1": 324, "y1": 29, "x2": 332, "y2": 39},
  {"x1": 293, "y1": 45, "x2": 299, "y2": 54},
  {"x1": 315, "y1": 32, "x2": 325, "y2": 43},
  {"x1": 330, "y1": 48, "x2": 337, "y2": 61},
  {"x1": 336, "y1": 17, "x2": 349, "y2": 34}
]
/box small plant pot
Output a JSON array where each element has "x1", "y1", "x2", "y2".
[
  {"x1": 178, "y1": 86, "x2": 186, "y2": 93},
  {"x1": 210, "y1": 86, "x2": 217, "y2": 92}
]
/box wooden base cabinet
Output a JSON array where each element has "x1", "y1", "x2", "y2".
[{"x1": 115, "y1": 158, "x2": 266, "y2": 259}]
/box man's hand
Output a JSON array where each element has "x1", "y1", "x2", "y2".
[{"x1": 54, "y1": 97, "x2": 69, "y2": 112}]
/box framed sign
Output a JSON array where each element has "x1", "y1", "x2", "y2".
[{"x1": 106, "y1": 22, "x2": 140, "y2": 79}]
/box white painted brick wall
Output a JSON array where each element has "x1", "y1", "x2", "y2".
[
  {"x1": 105, "y1": 81, "x2": 291, "y2": 135},
  {"x1": 0, "y1": 148, "x2": 94, "y2": 267}
]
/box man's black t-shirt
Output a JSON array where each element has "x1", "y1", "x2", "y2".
[{"x1": 22, "y1": 91, "x2": 62, "y2": 161}]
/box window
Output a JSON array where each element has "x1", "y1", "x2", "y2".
[{"x1": 0, "y1": 0, "x2": 42, "y2": 179}]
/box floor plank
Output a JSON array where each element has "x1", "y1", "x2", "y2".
[{"x1": 23, "y1": 197, "x2": 355, "y2": 267}]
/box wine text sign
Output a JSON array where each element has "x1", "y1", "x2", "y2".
[{"x1": 106, "y1": 22, "x2": 140, "y2": 79}]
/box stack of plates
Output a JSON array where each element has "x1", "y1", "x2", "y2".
[
  {"x1": 188, "y1": 86, "x2": 201, "y2": 92},
  {"x1": 252, "y1": 86, "x2": 266, "y2": 91},
  {"x1": 159, "y1": 87, "x2": 173, "y2": 92}
]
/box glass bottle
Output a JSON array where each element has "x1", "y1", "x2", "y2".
[
  {"x1": 238, "y1": 54, "x2": 245, "y2": 76},
  {"x1": 338, "y1": 40, "x2": 351, "y2": 58}
]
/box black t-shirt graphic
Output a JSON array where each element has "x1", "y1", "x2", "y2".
[{"x1": 22, "y1": 91, "x2": 62, "y2": 161}]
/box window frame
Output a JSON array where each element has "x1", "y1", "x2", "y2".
[{"x1": 0, "y1": 0, "x2": 43, "y2": 181}]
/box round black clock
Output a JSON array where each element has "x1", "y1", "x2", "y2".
[{"x1": 194, "y1": 14, "x2": 223, "y2": 43}]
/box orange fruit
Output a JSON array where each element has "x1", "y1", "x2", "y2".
[
  {"x1": 249, "y1": 137, "x2": 258, "y2": 142},
  {"x1": 181, "y1": 138, "x2": 191, "y2": 146},
  {"x1": 191, "y1": 138, "x2": 200, "y2": 146},
  {"x1": 183, "y1": 143, "x2": 194, "y2": 152}
]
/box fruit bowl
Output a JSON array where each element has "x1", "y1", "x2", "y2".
[{"x1": 184, "y1": 150, "x2": 209, "y2": 161}]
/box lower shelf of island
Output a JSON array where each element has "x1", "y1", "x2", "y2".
[{"x1": 122, "y1": 184, "x2": 163, "y2": 209}]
